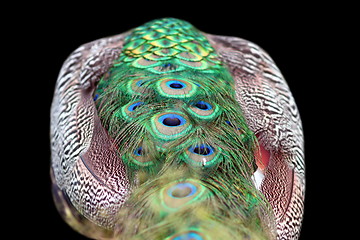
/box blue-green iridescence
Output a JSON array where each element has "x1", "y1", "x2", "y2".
[{"x1": 95, "y1": 18, "x2": 270, "y2": 240}]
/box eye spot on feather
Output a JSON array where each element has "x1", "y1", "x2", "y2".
[
  {"x1": 134, "y1": 146, "x2": 143, "y2": 156},
  {"x1": 136, "y1": 79, "x2": 146, "y2": 87},
  {"x1": 194, "y1": 100, "x2": 212, "y2": 110},
  {"x1": 167, "y1": 182, "x2": 197, "y2": 198},
  {"x1": 160, "y1": 179, "x2": 210, "y2": 209},
  {"x1": 150, "y1": 112, "x2": 192, "y2": 140},
  {"x1": 159, "y1": 113, "x2": 186, "y2": 127},
  {"x1": 166, "y1": 80, "x2": 186, "y2": 89},
  {"x1": 183, "y1": 144, "x2": 222, "y2": 168},
  {"x1": 189, "y1": 144, "x2": 214, "y2": 156},
  {"x1": 163, "y1": 117, "x2": 181, "y2": 126},
  {"x1": 157, "y1": 78, "x2": 198, "y2": 98},
  {"x1": 119, "y1": 100, "x2": 145, "y2": 121},
  {"x1": 130, "y1": 146, "x2": 151, "y2": 164},
  {"x1": 128, "y1": 101, "x2": 144, "y2": 111},
  {"x1": 188, "y1": 100, "x2": 218, "y2": 120},
  {"x1": 121, "y1": 145, "x2": 153, "y2": 168},
  {"x1": 169, "y1": 231, "x2": 205, "y2": 240}
]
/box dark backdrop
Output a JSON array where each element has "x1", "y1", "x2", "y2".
[{"x1": 11, "y1": 3, "x2": 349, "y2": 239}]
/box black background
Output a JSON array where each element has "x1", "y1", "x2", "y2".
[{"x1": 9, "y1": 3, "x2": 351, "y2": 239}]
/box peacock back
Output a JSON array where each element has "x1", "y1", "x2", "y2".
[{"x1": 50, "y1": 18, "x2": 305, "y2": 240}]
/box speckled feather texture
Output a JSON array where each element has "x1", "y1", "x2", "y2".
[{"x1": 50, "y1": 18, "x2": 304, "y2": 240}]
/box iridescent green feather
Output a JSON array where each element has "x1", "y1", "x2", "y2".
[{"x1": 94, "y1": 18, "x2": 272, "y2": 239}]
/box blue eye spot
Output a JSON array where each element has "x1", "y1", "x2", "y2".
[
  {"x1": 170, "y1": 83, "x2": 183, "y2": 88},
  {"x1": 166, "y1": 80, "x2": 186, "y2": 89},
  {"x1": 168, "y1": 182, "x2": 197, "y2": 199},
  {"x1": 194, "y1": 101, "x2": 212, "y2": 110},
  {"x1": 128, "y1": 102, "x2": 144, "y2": 111},
  {"x1": 134, "y1": 147, "x2": 143, "y2": 156},
  {"x1": 173, "y1": 232, "x2": 203, "y2": 240},
  {"x1": 189, "y1": 144, "x2": 214, "y2": 156},
  {"x1": 93, "y1": 94, "x2": 99, "y2": 101},
  {"x1": 163, "y1": 117, "x2": 180, "y2": 126},
  {"x1": 159, "y1": 113, "x2": 186, "y2": 127},
  {"x1": 136, "y1": 80, "x2": 146, "y2": 87}
]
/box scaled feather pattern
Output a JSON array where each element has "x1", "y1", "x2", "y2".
[{"x1": 50, "y1": 18, "x2": 305, "y2": 240}]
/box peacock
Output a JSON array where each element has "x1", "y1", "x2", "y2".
[{"x1": 50, "y1": 18, "x2": 305, "y2": 240}]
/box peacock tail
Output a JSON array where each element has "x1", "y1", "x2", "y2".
[
  {"x1": 51, "y1": 18, "x2": 305, "y2": 240},
  {"x1": 93, "y1": 18, "x2": 272, "y2": 239}
]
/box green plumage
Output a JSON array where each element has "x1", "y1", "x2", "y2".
[{"x1": 94, "y1": 18, "x2": 273, "y2": 239}]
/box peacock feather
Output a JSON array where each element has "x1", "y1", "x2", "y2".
[
  {"x1": 51, "y1": 18, "x2": 305, "y2": 240},
  {"x1": 93, "y1": 18, "x2": 271, "y2": 239}
]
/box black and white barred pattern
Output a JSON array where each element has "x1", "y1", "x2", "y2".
[
  {"x1": 50, "y1": 34, "x2": 131, "y2": 233},
  {"x1": 207, "y1": 34, "x2": 305, "y2": 240}
]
